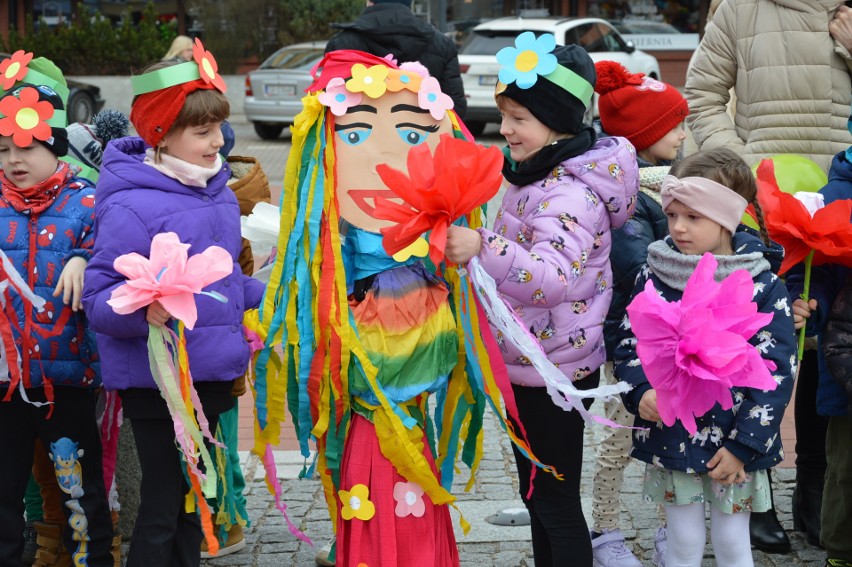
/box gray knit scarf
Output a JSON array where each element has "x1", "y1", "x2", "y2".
[{"x1": 646, "y1": 240, "x2": 770, "y2": 291}]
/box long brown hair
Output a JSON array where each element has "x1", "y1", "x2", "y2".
[{"x1": 671, "y1": 148, "x2": 771, "y2": 246}]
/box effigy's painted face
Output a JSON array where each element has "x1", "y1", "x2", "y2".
[{"x1": 333, "y1": 88, "x2": 454, "y2": 231}]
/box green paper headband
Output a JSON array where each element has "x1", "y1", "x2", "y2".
[
  {"x1": 131, "y1": 61, "x2": 201, "y2": 96},
  {"x1": 23, "y1": 67, "x2": 70, "y2": 105},
  {"x1": 546, "y1": 65, "x2": 594, "y2": 108}
]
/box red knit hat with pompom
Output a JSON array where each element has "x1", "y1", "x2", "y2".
[{"x1": 594, "y1": 61, "x2": 688, "y2": 151}]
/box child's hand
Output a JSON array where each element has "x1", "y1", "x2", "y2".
[
  {"x1": 444, "y1": 225, "x2": 482, "y2": 265},
  {"x1": 792, "y1": 298, "x2": 817, "y2": 330},
  {"x1": 53, "y1": 256, "x2": 88, "y2": 312},
  {"x1": 146, "y1": 301, "x2": 172, "y2": 327},
  {"x1": 707, "y1": 447, "x2": 746, "y2": 485},
  {"x1": 638, "y1": 389, "x2": 660, "y2": 422}
]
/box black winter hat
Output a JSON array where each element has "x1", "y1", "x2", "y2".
[
  {"x1": 497, "y1": 43, "x2": 596, "y2": 135},
  {"x1": 0, "y1": 83, "x2": 68, "y2": 157}
]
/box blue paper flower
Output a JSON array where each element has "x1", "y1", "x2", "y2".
[{"x1": 496, "y1": 32, "x2": 558, "y2": 89}]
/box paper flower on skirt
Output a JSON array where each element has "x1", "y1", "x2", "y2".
[
  {"x1": 626, "y1": 253, "x2": 778, "y2": 435},
  {"x1": 339, "y1": 484, "x2": 376, "y2": 521},
  {"x1": 747, "y1": 158, "x2": 852, "y2": 275},
  {"x1": 372, "y1": 133, "x2": 503, "y2": 266},
  {"x1": 393, "y1": 481, "x2": 425, "y2": 518},
  {"x1": 107, "y1": 232, "x2": 233, "y2": 329}
]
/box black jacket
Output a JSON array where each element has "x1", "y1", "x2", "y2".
[
  {"x1": 326, "y1": 4, "x2": 467, "y2": 118},
  {"x1": 822, "y1": 278, "x2": 852, "y2": 415}
]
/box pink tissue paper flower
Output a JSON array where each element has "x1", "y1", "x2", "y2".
[
  {"x1": 107, "y1": 232, "x2": 233, "y2": 330},
  {"x1": 625, "y1": 253, "x2": 778, "y2": 435}
]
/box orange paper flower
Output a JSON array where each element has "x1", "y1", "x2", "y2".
[
  {"x1": 747, "y1": 159, "x2": 852, "y2": 275},
  {"x1": 0, "y1": 50, "x2": 33, "y2": 91},
  {"x1": 192, "y1": 38, "x2": 227, "y2": 93},
  {"x1": 373, "y1": 134, "x2": 504, "y2": 266},
  {"x1": 0, "y1": 86, "x2": 55, "y2": 147}
]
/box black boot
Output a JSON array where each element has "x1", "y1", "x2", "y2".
[
  {"x1": 792, "y1": 471, "x2": 824, "y2": 548},
  {"x1": 750, "y1": 470, "x2": 791, "y2": 553}
]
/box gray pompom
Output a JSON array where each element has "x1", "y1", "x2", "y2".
[{"x1": 91, "y1": 109, "x2": 130, "y2": 144}]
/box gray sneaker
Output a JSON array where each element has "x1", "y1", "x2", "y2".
[
  {"x1": 591, "y1": 529, "x2": 642, "y2": 567},
  {"x1": 652, "y1": 526, "x2": 667, "y2": 567}
]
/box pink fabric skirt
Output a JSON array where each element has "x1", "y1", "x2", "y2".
[{"x1": 335, "y1": 413, "x2": 460, "y2": 567}]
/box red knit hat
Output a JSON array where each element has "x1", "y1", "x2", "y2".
[{"x1": 595, "y1": 61, "x2": 688, "y2": 151}]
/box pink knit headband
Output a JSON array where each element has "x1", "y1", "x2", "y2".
[{"x1": 660, "y1": 175, "x2": 748, "y2": 234}]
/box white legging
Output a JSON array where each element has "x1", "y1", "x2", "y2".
[{"x1": 664, "y1": 502, "x2": 753, "y2": 567}]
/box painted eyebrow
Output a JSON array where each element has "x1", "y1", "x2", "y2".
[
  {"x1": 334, "y1": 122, "x2": 372, "y2": 131},
  {"x1": 345, "y1": 105, "x2": 378, "y2": 114},
  {"x1": 391, "y1": 104, "x2": 430, "y2": 114}
]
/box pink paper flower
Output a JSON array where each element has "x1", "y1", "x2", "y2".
[
  {"x1": 318, "y1": 77, "x2": 363, "y2": 116},
  {"x1": 107, "y1": 232, "x2": 233, "y2": 330},
  {"x1": 626, "y1": 253, "x2": 779, "y2": 434},
  {"x1": 417, "y1": 76, "x2": 453, "y2": 120},
  {"x1": 393, "y1": 481, "x2": 425, "y2": 518}
]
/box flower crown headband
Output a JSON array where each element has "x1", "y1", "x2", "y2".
[
  {"x1": 131, "y1": 38, "x2": 227, "y2": 96},
  {"x1": 494, "y1": 32, "x2": 594, "y2": 107},
  {"x1": 315, "y1": 56, "x2": 453, "y2": 120},
  {"x1": 0, "y1": 50, "x2": 70, "y2": 103},
  {"x1": 130, "y1": 38, "x2": 227, "y2": 147}
]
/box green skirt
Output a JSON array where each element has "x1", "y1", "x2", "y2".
[{"x1": 642, "y1": 464, "x2": 771, "y2": 514}]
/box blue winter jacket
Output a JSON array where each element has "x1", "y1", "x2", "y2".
[
  {"x1": 0, "y1": 167, "x2": 99, "y2": 389},
  {"x1": 82, "y1": 137, "x2": 265, "y2": 391},
  {"x1": 787, "y1": 150, "x2": 852, "y2": 416},
  {"x1": 614, "y1": 230, "x2": 797, "y2": 472}
]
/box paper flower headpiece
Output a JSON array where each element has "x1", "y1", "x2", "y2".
[
  {"x1": 0, "y1": 86, "x2": 63, "y2": 147},
  {"x1": 0, "y1": 51, "x2": 70, "y2": 103},
  {"x1": 131, "y1": 38, "x2": 226, "y2": 96},
  {"x1": 0, "y1": 51, "x2": 32, "y2": 91},
  {"x1": 130, "y1": 38, "x2": 227, "y2": 147},
  {"x1": 626, "y1": 253, "x2": 778, "y2": 434},
  {"x1": 310, "y1": 50, "x2": 453, "y2": 119},
  {"x1": 494, "y1": 32, "x2": 594, "y2": 107}
]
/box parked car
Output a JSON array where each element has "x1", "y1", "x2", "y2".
[
  {"x1": 244, "y1": 41, "x2": 327, "y2": 140},
  {"x1": 458, "y1": 17, "x2": 661, "y2": 136},
  {"x1": 0, "y1": 53, "x2": 105, "y2": 124}
]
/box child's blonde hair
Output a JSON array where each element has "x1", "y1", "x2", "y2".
[
  {"x1": 162, "y1": 35, "x2": 193, "y2": 61},
  {"x1": 670, "y1": 148, "x2": 770, "y2": 246}
]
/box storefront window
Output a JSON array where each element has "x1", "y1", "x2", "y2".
[{"x1": 587, "y1": 0, "x2": 701, "y2": 33}]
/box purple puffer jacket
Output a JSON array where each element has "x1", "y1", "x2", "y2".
[
  {"x1": 82, "y1": 137, "x2": 265, "y2": 391},
  {"x1": 477, "y1": 136, "x2": 639, "y2": 387}
]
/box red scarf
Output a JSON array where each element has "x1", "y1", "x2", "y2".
[{"x1": 0, "y1": 162, "x2": 73, "y2": 215}]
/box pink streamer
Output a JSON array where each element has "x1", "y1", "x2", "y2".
[{"x1": 261, "y1": 444, "x2": 313, "y2": 546}]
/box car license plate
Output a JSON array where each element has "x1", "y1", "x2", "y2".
[
  {"x1": 478, "y1": 75, "x2": 498, "y2": 86},
  {"x1": 264, "y1": 84, "x2": 296, "y2": 97}
]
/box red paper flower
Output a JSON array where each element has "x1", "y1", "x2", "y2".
[
  {"x1": 747, "y1": 159, "x2": 852, "y2": 275},
  {"x1": 372, "y1": 134, "x2": 503, "y2": 266},
  {"x1": 0, "y1": 50, "x2": 33, "y2": 91},
  {"x1": 0, "y1": 86, "x2": 55, "y2": 147},
  {"x1": 192, "y1": 38, "x2": 227, "y2": 93}
]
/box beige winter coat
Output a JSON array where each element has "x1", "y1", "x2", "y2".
[{"x1": 685, "y1": 0, "x2": 852, "y2": 173}]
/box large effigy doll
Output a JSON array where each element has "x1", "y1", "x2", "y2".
[{"x1": 247, "y1": 50, "x2": 506, "y2": 566}]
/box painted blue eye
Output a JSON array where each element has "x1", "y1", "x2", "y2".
[
  {"x1": 338, "y1": 128, "x2": 371, "y2": 146},
  {"x1": 397, "y1": 128, "x2": 429, "y2": 146}
]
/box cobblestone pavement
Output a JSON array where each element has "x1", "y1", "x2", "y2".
[{"x1": 188, "y1": 404, "x2": 821, "y2": 567}]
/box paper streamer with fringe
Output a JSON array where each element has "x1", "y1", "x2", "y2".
[{"x1": 467, "y1": 257, "x2": 632, "y2": 425}]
